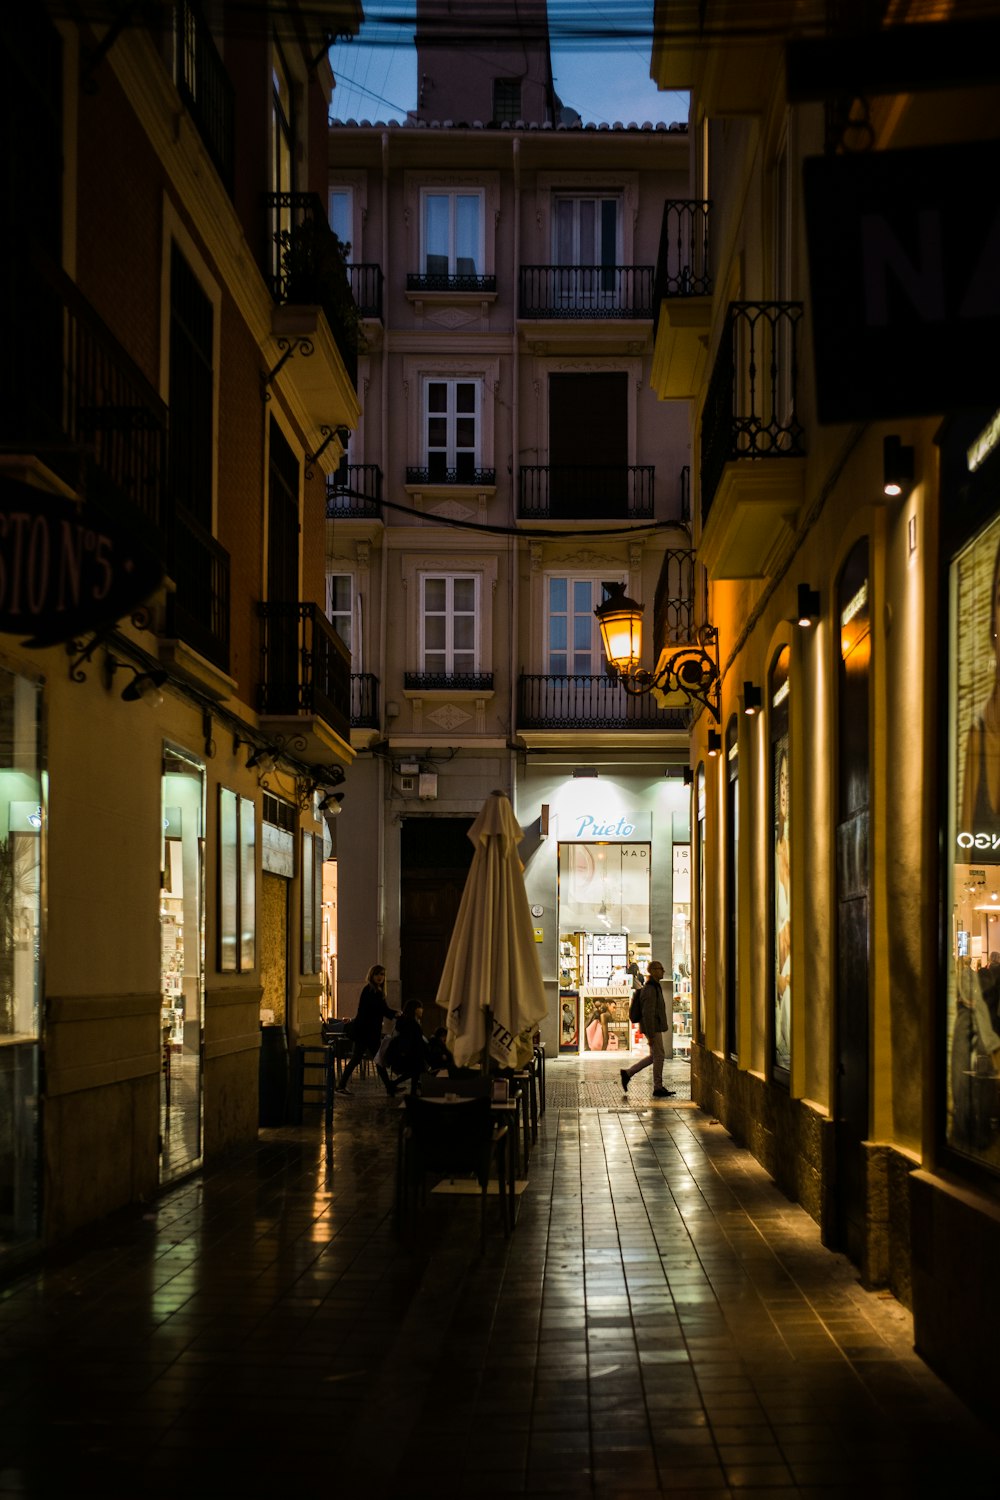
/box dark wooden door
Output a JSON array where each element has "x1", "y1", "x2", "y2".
[
  {"x1": 549, "y1": 373, "x2": 628, "y2": 518},
  {"x1": 835, "y1": 540, "x2": 871, "y2": 1263},
  {"x1": 399, "y1": 818, "x2": 474, "y2": 1032}
]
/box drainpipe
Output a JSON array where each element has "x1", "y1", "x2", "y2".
[
  {"x1": 510, "y1": 134, "x2": 521, "y2": 807},
  {"x1": 377, "y1": 128, "x2": 390, "y2": 960}
]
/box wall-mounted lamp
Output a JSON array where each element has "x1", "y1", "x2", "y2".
[
  {"x1": 797, "y1": 584, "x2": 820, "y2": 627},
  {"x1": 682, "y1": 767, "x2": 694, "y2": 786},
  {"x1": 246, "y1": 747, "x2": 277, "y2": 774},
  {"x1": 120, "y1": 666, "x2": 168, "y2": 705},
  {"x1": 883, "y1": 435, "x2": 914, "y2": 498},
  {"x1": 742, "y1": 682, "x2": 762, "y2": 716},
  {"x1": 707, "y1": 730, "x2": 722, "y2": 757},
  {"x1": 318, "y1": 790, "x2": 344, "y2": 816},
  {"x1": 594, "y1": 582, "x2": 722, "y2": 723}
]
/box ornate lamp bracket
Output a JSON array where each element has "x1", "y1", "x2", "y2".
[{"x1": 616, "y1": 624, "x2": 722, "y2": 724}]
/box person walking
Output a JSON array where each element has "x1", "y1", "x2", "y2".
[
  {"x1": 336, "y1": 964, "x2": 397, "y2": 1094},
  {"x1": 620, "y1": 959, "x2": 675, "y2": 1098},
  {"x1": 383, "y1": 999, "x2": 430, "y2": 1097}
]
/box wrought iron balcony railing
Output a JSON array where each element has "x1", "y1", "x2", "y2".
[
  {"x1": 653, "y1": 548, "x2": 696, "y2": 655},
  {"x1": 518, "y1": 675, "x2": 688, "y2": 731},
  {"x1": 265, "y1": 191, "x2": 359, "y2": 387},
  {"x1": 327, "y1": 464, "x2": 382, "y2": 520},
  {"x1": 258, "y1": 601, "x2": 351, "y2": 742},
  {"x1": 166, "y1": 506, "x2": 231, "y2": 674},
  {"x1": 406, "y1": 465, "x2": 496, "y2": 487},
  {"x1": 701, "y1": 301, "x2": 806, "y2": 524},
  {"x1": 350, "y1": 672, "x2": 379, "y2": 728},
  {"x1": 404, "y1": 672, "x2": 494, "y2": 692},
  {"x1": 176, "y1": 0, "x2": 235, "y2": 193},
  {"x1": 519, "y1": 265, "x2": 655, "y2": 319},
  {"x1": 6, "y1": 253, "x2": 168, "y2": 535},
  {"x1": 406, "y1": 273, "x2": 497, "y2": 294},
  {"x1": 348, "y1": 264, "x2": 384, "y2": 320},
  {"x1": 518, "y1": 465, "x2": 654, "y2": 521},
  {"x1": 652, "y1": 201, "x2": 712, "y2": 331}
]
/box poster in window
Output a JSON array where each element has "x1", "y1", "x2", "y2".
[{"x1": 948, "y1": 513, "x2": 1000, "y2": 1165}]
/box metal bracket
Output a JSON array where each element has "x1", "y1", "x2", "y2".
[
  {"x1": 618, "y1": 624, "x2": 721, "y2": 724},
  {"x1": 260, "y1": 337, "x2": 315, "y2": 401},
  {"x1": 66, "y1": 633, "x2": 106, "y2": 684},
  {"x1": 304, "y1": 427, "x2": 335, "y2": 481}
]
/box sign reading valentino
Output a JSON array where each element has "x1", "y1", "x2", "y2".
[
  {"x1": 0, "y1": 479, "x2": 163, "y2": 647},
  {"x1": 803, "y1": 141, "x2": 1000, "y2": 423}
]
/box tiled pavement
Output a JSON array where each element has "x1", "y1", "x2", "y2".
[{"x1": 0, "y1": 1056, "x2": 993, "y2": 1499}]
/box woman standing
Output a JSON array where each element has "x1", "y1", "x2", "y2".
[{"x1": 336, "y1": 964, "x2": 397, "y2": 1094}]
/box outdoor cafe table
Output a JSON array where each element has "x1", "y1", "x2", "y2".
[{"x1": 393, "y1": 1091, "x2": 517, "y2": 1236}]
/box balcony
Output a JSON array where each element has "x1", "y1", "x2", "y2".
[
  {"x1": 405, "y1": 465, "x2": 496, "y2": 488},
  {"x1": 404, "y1": 673, "x2": 494, "y2": 694},
  {"x1": 162, "y1": 507, "x2": 231, "y2": 681},
  {"x1": 258, "y1": 602, "x2": 353, "y2": 763},
  {"x1": 653, "y1": 548, "x2": 696, "y2": 655},
  {"x1": 348, "y1": 264, "x2": 384, "y2": 321},
  {"x1": 176, "y1": 0, "x2": 235, "y2": 193},
  {"x1": 406, "y1": 273, "x2": 497, "y2": 297},
  {"x1": 327, "y1": 464, "x2": 382, "y2": 521},
  {"x1": 651, "y1": 201, "x2": 713, "y2": 400},
  {"x1": 518, "y1": 465, "x2": 654, "y2": 523},
  {"x1": 351, "y1": 672, "x2": 379, "y2": 729},
  {"x1": 518, "y1": 675, "x2": 688, "y2": 744},
  {"x1": 699, "y1": 301, "x2": 807, "y2": 580},
  {"x1": 264, "y1": 191, "x2": 361, "y2": 436},
  {"x1": 519, "y1": 266, "x2": 654, "y2": 319}
]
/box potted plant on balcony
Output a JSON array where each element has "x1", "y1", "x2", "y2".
[{"x1": 280, "y1": 217, "x2": 363, "y2": 369}]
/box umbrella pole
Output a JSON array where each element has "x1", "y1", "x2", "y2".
[{"x1": 483, "y1": 1004, "x2": 492, "y2": 1075}]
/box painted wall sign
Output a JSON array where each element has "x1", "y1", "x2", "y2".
[
  {"x1": 0, "y1": 478, "x2": 164, "y2": 647},
  {"x1": 573, "y1": 814, "x2": 636, "y2": 838}
]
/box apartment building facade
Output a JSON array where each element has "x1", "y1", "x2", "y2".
[
  {"x1": 326, "y1": 2, "x2": 697, "y2": 1059},
  {"x1": 0, "y1": 0, "x2": 360, "y2": 1262},
  {"x1": 650, "y1": 0, "x2": 1000, "y2": 1415}
]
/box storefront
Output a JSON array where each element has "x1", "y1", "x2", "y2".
[{"x1": 519, "y1": 763, "x2": 690, "y2": 1059}]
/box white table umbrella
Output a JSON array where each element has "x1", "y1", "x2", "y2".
[{"x1": 436, "y1": 790, "x2": 547, "y2": 1070}]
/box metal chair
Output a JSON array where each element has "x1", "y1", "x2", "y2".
[{"x1": 396, "y1": 1094, "x2": 510, "y2": 1251}]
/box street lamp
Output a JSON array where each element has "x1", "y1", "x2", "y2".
[{"x1": 594, "y1": 582, "x2": 721, "y2": 723}]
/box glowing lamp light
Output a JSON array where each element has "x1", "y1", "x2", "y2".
[{"x1": 594, "y1": 582, "x2": 643, "y2": 675}]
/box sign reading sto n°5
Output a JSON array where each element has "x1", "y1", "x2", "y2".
[
  {"x1": 0, "y1": 477, "x2": 163, "y2": 647},
  {"x1": 803, "y1": 141, "x2": 1000, "y2": 425}
]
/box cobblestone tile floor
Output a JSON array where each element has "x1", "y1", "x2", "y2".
[{"x1": 0, "y1": 1056, "x2": 992, "y2": 1499}]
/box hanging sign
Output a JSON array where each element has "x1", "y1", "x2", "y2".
[{"x1": 0, "y1": 477, "x2": 164, "y2": 647}]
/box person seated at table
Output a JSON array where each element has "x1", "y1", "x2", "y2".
[
  {"x1": 384, "y1": 1000, "x2": 430, "y2": 1097},
  {"x1": 426, "y1": 1026, "x2": 458, "y2": 1076}
]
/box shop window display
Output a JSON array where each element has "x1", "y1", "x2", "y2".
[
  {"x1": 770, "y1": 648, "x2": 791, "y2": 1081},
  {"x1": 558, "y1": 842, "x2": 650, "y2": 1055},
  {"x1": 948, "y1": 515, "x2": 1000, "y2": 1166},
  {"x1": 160, "y1": 748, "x2": 205, "y2": 1182}
]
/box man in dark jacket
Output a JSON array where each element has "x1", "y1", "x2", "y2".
[{"x1": 620, "y1": 959, "x2": 675, "y2": 1098}]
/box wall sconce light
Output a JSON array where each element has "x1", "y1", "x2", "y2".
[
  {"x1": 594, "y1": 581, "x2": 722, "y2": 722},
  {"x1": 318, "y1": 790, "x2": 344, "y2": 815},
  {"x1": 683, "y1": 767, "x2": 694, "y2": 786},
  {"x1": 707, "y1": 730, "x2": 722, "y2": 757},
  {"x1": 797, "y1": 584, "x2": 820, "y2": 627},
  {"x1": 883, "y1": 435, "x2": 914, "y2": 498},
  {"x1": 246, "y1": 747, "x2": 276, "y2": 774},
  {"x1": 120, "y1": 666, "x2": 168, "y2": 705},
  {"x1": 742, "y1": 682, "x2": 762, "y2": 716}
]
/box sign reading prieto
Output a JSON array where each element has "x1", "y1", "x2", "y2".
[
  {"x1": 0, "y1": 479, "x2": 163, "y2": 647},
  {"x1": 803, "y1": 141, "x2": 1000, "y2": 423}
]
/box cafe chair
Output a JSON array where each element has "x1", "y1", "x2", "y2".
[{"x1": 397, "y1": 1095, "x2": 510, "y2": 1252}]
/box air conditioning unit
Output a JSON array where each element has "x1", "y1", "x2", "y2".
[{"x1": 418, "y1": 772, "x2": 438, "y2": 801}]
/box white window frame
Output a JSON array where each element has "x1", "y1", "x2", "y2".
[
  {"x1": 545, "y1": 573, "x2": 627, "y2": 676},
  {"x1": 329, "y1": 186, "x2": 354, "y2": 260},
  {"x1": 419, "y1": 573, "x2": 480, "y2": 676},
  {"x1": 424, "y1": 377, "x2": 481, "y2": 475},
  {"x1": 326, "y1": 573, "x2": 353, "y2": 653},
  {"x1": 420, "y1": 188, "x2": 485, "y2": 277}
]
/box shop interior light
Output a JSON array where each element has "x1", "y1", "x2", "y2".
[
  {"x1": 707, "y1": 730, "x2": 722, "y2": 757},
  {"x1": 742, "y1": 682, "x2": 762, "y2": 715},
  {"x1": 797, "y1": 584, "x2": 821, "y2": 627},
  {"x1": 883, "y1": 434, "x2": 914, "y2": 498}
]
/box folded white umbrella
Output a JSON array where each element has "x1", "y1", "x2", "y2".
[{"x1": 436, "y1": 790, "x2": 547, "y2": 1070}]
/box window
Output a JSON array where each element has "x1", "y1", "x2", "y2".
[
  {"x1": 425, "y1": 378, "x2": 479, "y2": 480},
  {"x1": 547, "y1": 577, "x2": 624, "y2": 675},
  {"x1": 422, "y1": 191, "x2": 483, "y2": 278},
  {"x1": 770, "y1": 646, "x2": 791, "y2": 1080},
  {"x1": 420, "y1": 575, "x2": 478, "y2": 675},
  {"x1": 169, "y1": 243, "x2": 214, "y2": 527},
  {"x1": 329, "y1": 187, "x2": 353, "y2": 259},
  {"x1": 553, "y1": 195, "x2": 620, "y2": 305},
  {"x1": 725, "y1": 715, "x2": 739, "y2": 1060},
  {"x1": 493, "y1": 78, "x2": 521, "y2": 123},
  {"x1": 218, "y1": 787, "x2": 256, "y2": 972},
  {"x1": 327, "y1": 574, "x2": 352, "y2": 652},
  {"x1": 301, "y1": 831, "x2": 323, "y2": 974},
  {"x1": 269, "y1": 41, "x2": 295, "y2": 277}
]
